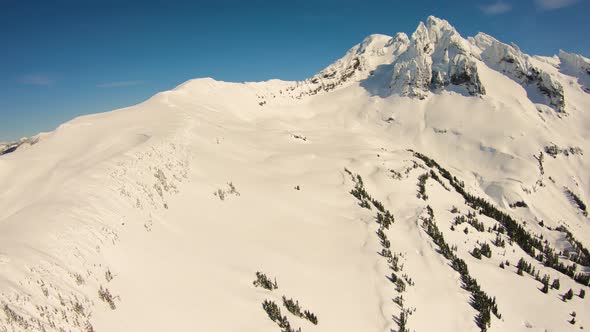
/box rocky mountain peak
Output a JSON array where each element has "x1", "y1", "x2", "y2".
[
  {"x1": 389, "y1": 16, "x2": 484, "y2": 98},
  {"x1": 278, "y1": 16, "x2": 585, "y2": 114}
]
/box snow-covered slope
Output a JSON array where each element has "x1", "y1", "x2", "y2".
[{"x1": 0, "y1": 16, "x2": 589, "y2": 332}]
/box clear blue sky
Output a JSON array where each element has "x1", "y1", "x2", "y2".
[{"x1": 1, "y1": 0, "x2": 588, "y2": 141}]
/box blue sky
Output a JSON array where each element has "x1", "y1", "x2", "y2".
[{"x1": 1, "y1": 0, "x2": 588, "y2": 141}]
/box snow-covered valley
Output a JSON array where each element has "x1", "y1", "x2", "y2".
[{"x1": 1, "y1": 16, "x2": 589, "y2": 332}]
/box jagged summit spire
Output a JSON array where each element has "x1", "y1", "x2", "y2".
[
  {"x1": 283, "y1": 16, "x2": 583, "y2": 113},
  {"x1": 389, "y1": 15, "x2": 484, "y2": 98}
]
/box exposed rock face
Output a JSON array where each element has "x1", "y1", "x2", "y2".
[
  {"x1": 472, "y1": 33, "x2": 566, "y2": 112},
  {"x1": 390, "y1": 16, "x2": 485, "y2": 98},
  {"x1": 0, "y1": 137, "x2": 39, "y2": 156}
]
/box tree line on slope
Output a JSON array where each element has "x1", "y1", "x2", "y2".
[
  {"x1": 345, "y1": 169, "x2": 414, "y2": 332},
  {"x1": 411, "y1": 151, "x2": 590, "y2": 287},
  {"x1": 564, "y1": 187, "x2": 588, "y2": 217},
  {"x1": 421, "y1": 205, "x2": 500, "y2": 332}
]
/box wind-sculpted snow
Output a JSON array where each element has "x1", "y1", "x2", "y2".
[
  {"x1": 559, "y1": 50, "x2": 590, "y2": 93},
  {"x1": 472, "y1": 33, "x2": 566, "y2": 112}
]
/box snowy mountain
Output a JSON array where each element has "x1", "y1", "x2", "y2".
[
  {"x1": 0, "y1": 16, "x2": 589, "y2": 332},
  {"x1": 0, "y1": 136, "x2": 39, "y2": 156}
]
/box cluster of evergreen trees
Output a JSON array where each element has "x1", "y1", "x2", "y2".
[
  {"x1": 303, "y1": 311, "x2": 318, "y2": 325},
  {"x1": 417, "y1": 173, "x2": 429, "y2": 200},
  {"x1": 98, "y1": 286, "x2": 116, "y2": 310},
  {"x1": 346, "y1": 169, "x2": 395, "y2": 229},
  {"x1": 454, "y1": 211, "x2": 485, "y2": 232},
  {"x1": 412, "y1": 151, "x2": 590, "y2": 287},
  {"x1": 420, "y1": 205, "x2": 500, "y2": 332},
  {"x1": 262, "y1": 300, "x2": 300, "y2": 332},
  {"x1": 557, "y1": 225, "x2": 590, "y2": 268},
  {"x1": 395, "y1": 307, "x2": 415, "y2": 332},
  {"x1": 429, "y1": 169, "x2": 451, "y2": 191},
  {"x1": 256, "y1": 274, "x2": 318, "y2": 331},
  {"x1": 565, "y1": 187, "x2": 588, "y2": 216},
  {"x1": 516, "y1": 258, "x2": 536, "y2": 277},
  {"x1": 472, "y1": 243, "x2": 492, "y2": 259},
  {"x1": 281, "y1": 296, "x2": 318, "y2": 325},
  {"x1": 253, "y1": 271, "x2": 278, "y2": 291},
  {"x1": 493, "y1": 233, "x2": 505, "y2": 248},
  {"x1": 544, "y1": 144, "x2": 584, "y2": 158},
  {"x1": 346, "y1": 169, "x2": 412, "y2": 332}
]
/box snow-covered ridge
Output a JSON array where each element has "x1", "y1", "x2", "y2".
[
  {"x1": 472, "y1": 32, "x2": 566, "y2": 112},
  {"x1": 0, "y1": 15, "x2": 589, "y2": 332},
  {"x1": 271, "y1": 16, "x2": 585, "y2": 113},
  {"x1": 559, "y1": 50, "x2": 590, "y2": 93}
]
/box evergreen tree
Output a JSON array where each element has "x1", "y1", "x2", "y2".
[
  {"x1": 563, "y1": 289, "x2": 574, "y2": 301},
  {"x1": 480, "y1": 243, "x2": 492, "y2": 258},
  {"x1": 551, "y1": 278, "x2": 560, "y2": 290},
  {"x1": 398, "y1": 310, "x2": 408, "y2": 332},
  {"x1": 580, "y1": 289, "x2": 586, "y2": 299},
  {"x1": 541, "y1": 275, "x2": 550, "y2": 294}
]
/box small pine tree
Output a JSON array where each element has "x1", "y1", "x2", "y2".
[
  {"x1": 398, "y1": 310, "x2": 408, "y2": 332},
  {"x1": 499, "y1": 262, "x2": 505, "y2": 269},
  {"x1": 579, "y1": 289, "x2": 586, "y2": 299},
  {"x1": 551, "y1": 278, "x2": 560, "y2": 290},
  {"x1": 563, "y1": 289, "x2": 574, "y2": 301},
  {"x1": 541, "y1": 275, "x2": 550, "y2": 294},
  {"x1": 480, "y1": 243, "x2": 492, "y2": 258},
  {"x1": 395, "y1": 278, "x2": 406, "y2": 293}
]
